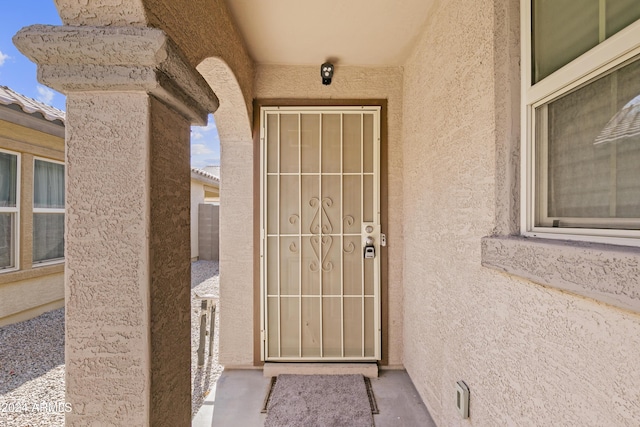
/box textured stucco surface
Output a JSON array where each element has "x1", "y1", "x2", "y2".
[
  {"x1": 61, "y1": 93, "x2": 192, "y2": 426},
  {"x1": 13, "y1": 25, "x2": 218, "y2": 125},
  {"x1": 54, "y1": 0, "x2": 148, "y2": 26},
  {"x1": 191, "y1": 181, "x2": 205, "y2": 259},
  {"x1": 20, "y1": 1, "x2": 640, "y2": 424},
  {"x1": 51, "y1": 0, "x2": 254, "y2": 120},
  {"x1": 14, "y1": 11, "x2": 223, "y2": 425},
  {"x1": 217, "y1": 138, "x2": 255, "y2": 366},
  {"x1": 491, "y1": 0, "x2": 520, "y2": 236},
  {"x1": 149, "y1": 96, "x2": 192, "y2": 426},
  {"x1": 198, "y1": 57, "x2": 254, "y2": 367},
  {"x1": 483, "y1": 236, "x2": 640, "y2": 314},
  {"x1": 142, "y1": 0, "x2": 255, "y2": 118},
  {"x1": 401, "y1": 0, "x2": 640, "y2": 425},
  {"x1": 198, "y1": 60, "x2": 253, "y2": 365},
  {"x1": 64, "y1": 93, "x2": 152, "y2": 426},
  {"x1": 253, "y1": 65, "x2": 404, "y2": 367},
  {"x1": 198, "y1": 58, "x2": 253, "y2": 145}
]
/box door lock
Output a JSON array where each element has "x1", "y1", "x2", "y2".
[
  {"x1": 362, "y1": 222, "x2": 378, "y2": 259},
  {"x1": 364, "y1": 246, "x2": 376, "y2": 259}
]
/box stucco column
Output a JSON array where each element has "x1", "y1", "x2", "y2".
[{"x1": 14, "y1": 25, "x2": 218, "y2": 426}]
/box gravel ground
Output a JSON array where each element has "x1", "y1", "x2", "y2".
[
  {"x1": 0, "y1": 310, "x2": 65, "y2": 427},
  {"x1": 190, "y1": 260, "x2": 222, "y2": 416},
  {"x1": 0, "y1": 261, "x2": 221, "y2": 427}
]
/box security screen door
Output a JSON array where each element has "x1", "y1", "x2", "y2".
[{"x1": 260, "y1": 106, "x2": 381, "y2": 361}]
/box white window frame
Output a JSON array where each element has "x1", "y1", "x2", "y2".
[
  {"x1": 521, "y1": 1, "x2": 640, "y2": 246},
  {"x1": 0, "y1": 148, "x2": 20, "y2": 273},
  {"x1": 32, "y1": 156, "x2": 65, "y2": 266}
]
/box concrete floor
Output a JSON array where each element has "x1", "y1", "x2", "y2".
[{"x1": 192, "y1": 369, "x2": 436, "y2": 427}]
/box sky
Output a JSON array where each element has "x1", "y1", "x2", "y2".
[{"x1": 0, "y1": 1, "x2": 220, "y2": 168}]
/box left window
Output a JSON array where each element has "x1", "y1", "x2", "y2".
[
  {"x1": 0, "y1": 150, "x2": 19, "y2": 271},
  {"x1": 33, "y1": 158, "x2": 64, "y2": 264}
]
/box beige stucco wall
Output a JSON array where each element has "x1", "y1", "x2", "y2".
[
  {"x1": 401, "y1": 0, "x2": 640, "y2": 425},
  {"x1": 54, "y1": 0, "x2": 254, "y2": 122},
  {"x1": 198, "y1": 203, "x2": 219, "y2": 262},
  {"x1": 191, "y1": 180, "x2": 205, "y2": 259},
  {"x1": 64, "y1": 93, "x2": 153, "y2": 425},
  {"x1": 148, "y1": 96, "x2": 192, "y2": 426},
  {"x1": 16, "y1": 5, "x2": 226, "y2": 425},
  {"x1": 0, "y1": 114, "x2": 65, "y2": 327},
  {"x1": 217, "y1": 135, "x2": 255, "y2": 366},
  {"x1": 197, "y1": 58, "x2": 253, "y2": 368},
  {"x1": 250, "y1": 65, "x2": 405, "y2": 367},
  {"x1": 0, "y1": 270, "x2": 64, "y2": 327},
  {"x1": 142, "y1": 0, "x2": 255, "y2": 118},
  {"x1": 20, "y1": 1, "x2": 638, "y2": 424},
  {"x1": 61, "y1": 92, "x2": 193, "y2": 426}
]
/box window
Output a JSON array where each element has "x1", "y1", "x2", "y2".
[
  {"x1": 523, "y1": 0, "x2": 640, "y2": 244},
  {"x1": 33, "y1": 158, "x2": 64, "y2": 264},
  {"x1": 0, "y1": 150, "x2": 19, "y2": 271}
]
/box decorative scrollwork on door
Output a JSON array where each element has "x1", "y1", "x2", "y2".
[
  {"x1": 309, "y1": 197, "x2": 334, "y2": 234},
  {"x1": 309, "y1": 235, "x2": 333, "y2": 272},
  {"x1": 343, "y1": 240, "x2": 355, "y2": 254}
]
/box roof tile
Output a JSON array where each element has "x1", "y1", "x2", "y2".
[{"x1": 0, "y1": 85, "x2": 65, "y2": 123}]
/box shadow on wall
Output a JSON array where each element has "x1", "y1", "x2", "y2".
[{"x1": 199, "y1": 204, "x2": 220, "y2": 261}]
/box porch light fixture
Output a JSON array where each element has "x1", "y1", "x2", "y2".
[{"x1": 321, "y1": 62, "x2": 334, "y2": 85}]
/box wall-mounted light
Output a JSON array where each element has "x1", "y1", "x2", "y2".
[{"x1": 321, "y1": 62, "x2": 334, "y2": 85}]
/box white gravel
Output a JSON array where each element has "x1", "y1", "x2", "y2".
[
  {"x1": 190, "y1": 260, "x2": 222, "y2": 417},
  {"x1": 0, "y1": 261, "x2": 221, "y2": 427},
  {"x1": 0, "y1": 309, "x2": 65, "y2": 427}
]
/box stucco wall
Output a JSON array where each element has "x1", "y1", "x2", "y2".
[
  {"x1": 252, "y1": 65, "x2": 404, "y2": 367},
  {"x1": 217, "y1": 135, "x2": 255, "y2": 366},
  {"x1": 0, "y1": 113, "x2": 65, "y2": 327},
  {"x1": 64, "y1": 93, "x2": 152, "y2": 425},
  {"x1": 63, "y1": 93, "x2": 192, "y2": 425},
  {"x1": 0, "y1": 271, "x2": 64, "y2": 327},
  {"x1": 148, "y1": 96, "x2": 192, "y2": 426},
  {"x1": 54, "y1": 0, "x2": 254, "y2": 120},
  {"x1": 144, "y1": 0, "x2": 254, "y2": 114},
  {"x1": 191, "y1": 181, "x2": 204, "y2": 259},
  {"x1": 198, "y1": 203, "x2": 219, "y2": 261},
  {"x1": 401, "y1": 0, "x2": 640, "y2": 425}
]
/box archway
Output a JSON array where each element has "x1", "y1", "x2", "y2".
[
  {"x1": 197, "y1": 57, "x2": 256, "y2": 366},
  {"x1": 15, "y1": 1, "x2": 255, "y2": 425}
]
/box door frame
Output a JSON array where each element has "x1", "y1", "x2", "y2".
[{"x1": 252, "y1": 99, "x2": 389, "y2": 365}]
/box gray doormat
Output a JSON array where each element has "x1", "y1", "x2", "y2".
[{"x1": 264, "y1": 374, "x2": 375, "y2": 427}]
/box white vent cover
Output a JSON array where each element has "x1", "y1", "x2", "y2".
[{"x1": 456, "y1": 380, "x2": 470, "y2": 419}]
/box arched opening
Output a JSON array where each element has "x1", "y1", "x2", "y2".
[
  {"x1": 197, "y1": 57, "x2": 256, "y2": 368},
  {"x1": 10, "y1": 2, "x2": 255, "y2": 425},
  {"x1": 197, "y1": 58, "x2": 252, "y2": 144}
]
